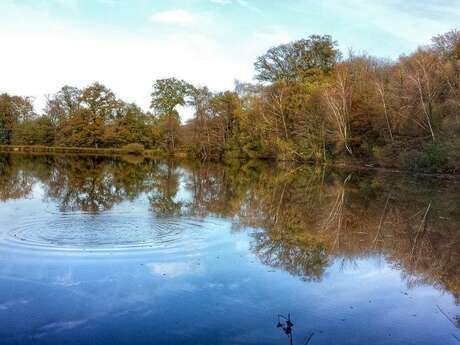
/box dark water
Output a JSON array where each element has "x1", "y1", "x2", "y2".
[{"x1": 0, "y1": 154, "x2": 459, "y2": 345}]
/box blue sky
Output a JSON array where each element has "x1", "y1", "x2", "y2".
[{"x1": 1, "y1": 0, "x2": 459, "y2": 115}]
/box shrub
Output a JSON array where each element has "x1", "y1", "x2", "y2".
[
  {"x1": 122, "y1": 143, "x2": 145, "y2": 155},
  {"x1": 445, "y1": 138, "x2": 460, "y2": 173},
  {"x1": 400, "y1": 143, "x2": 449, "y2": 173},
  {"x1": 372, "y1": 143, "x2": 401, "y2": 167}
]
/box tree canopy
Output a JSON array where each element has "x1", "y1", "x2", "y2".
[{"x1": 254, "y1": 35, "x2": 341, "y2": 83}]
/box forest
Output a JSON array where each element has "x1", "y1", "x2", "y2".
[{"x1": 1, "y1": 30, "x2": 459, "y2": 173}]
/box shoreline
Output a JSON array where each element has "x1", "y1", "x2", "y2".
[
  {"x1": 1, "y1": 145, "x2": 458, "y2": 179},
  {"x1": 0, "y1": 145, "x2": 166, "y2": 158},
  {"x1": 323, "y1": 161, "x2": 460, "y2": 180}
]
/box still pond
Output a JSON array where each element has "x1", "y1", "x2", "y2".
[{"x1": 0, "y1": 153, "x2": 459, "y2": 345}]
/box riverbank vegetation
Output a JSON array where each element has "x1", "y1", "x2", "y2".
[{"x1": 1, "y1": 30, "x2": 459, "y2": 173}]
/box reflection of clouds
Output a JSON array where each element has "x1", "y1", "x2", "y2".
[
  {"x1": 0, "y1": 298, "x2": 30, "y2": 310},
  {"x1": 34, "y1": 319, "x2": 88, "y2": 338},
  {"x1": 54, "y1": 268, "x2": 81, "y2": 287},
  {"x1": 235, "y1": 240, "x2": 249, "y2": 252},
  {"x1": 148, "y1": 261, "x2": 203, "y2": 278},
  {"x1": 207, "y1": 282, "x2": 224, "y2": 289},
  {"x1": 41, "y1": 319, "x2": 87, "y2": 331},
  {"x1": 207, "y1": 278, "x2": 250, "y2": 290}
]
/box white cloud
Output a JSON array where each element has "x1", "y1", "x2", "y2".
[
  {"x1": 150, "y1": 9, "x2": 201, "y2": 27},
  {"x1": 0, "y1": 28, "x2": 254, "y2": 120},
  {"x1": 0, "y1": 3, "x2": 287, "y2": 121},
  {"x1": 148, "y1": 261, "x2": 203, "y2": 278}
]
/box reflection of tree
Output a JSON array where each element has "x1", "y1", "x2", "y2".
[
  {"x1": 0, "y1": 154, "x2": 161, "y2": 213},
  {"x1": 183, "y1": 160, "x2": 262, "y2": 218},
  {"x1": 253, "y1": 229, "x2": 328, "y2": 281},
  {"x1": 182, "y1": 163, "x2": 460, "y2": 301},
  {"x1": 45, "y1": 158, "x2": 123, "y2": 212},
  {"x1": 0, "y1": 153, "x2": 459, "y2": 305},
  {"x1": 149, "y1": 161, "x2": 183, "y2": 217},
  {"x1": 250, "y1": 171, "x2": 460, "y2": 301},
  {"x1": 0, "y1": 155, "x2": 34, "y2": 201}
]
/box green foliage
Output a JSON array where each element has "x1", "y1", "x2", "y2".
[
  {"x1": 254, "y1": 35, "x2": 341, "y2": 83},
  {"x1": 80, "y1": 82, "x2": 122, "y2": 121},
  {"x1": 0, "y1": 94, "x2": 34, "y2": 144},
  {"x1": 11, "y1": 117, "x2": 54, "y2": 146},
  {"x1": 151, "y1": 78, "x2": 192, "y2": 153},
  {"x1": 400, "y1": 144, "x2": 449, "y2": 173},
  {"x1": 45, "y1": 85, "x2": 82, "y2": 127},
  {"x1": 372, "y1": 144, "x2": 400, "y2": 167},
  {"x1": 445, "y1": 138, "x2": 460, "y2": 172},
  {"x1": 151, "y1": 78, "x2": 191, "y2": 114},
  {"x1": 122, "y1": 143, "x2": 145, "y2": 155},
  {"x1": 104, "y1": 104, "x2": 155, "y2": 148}
]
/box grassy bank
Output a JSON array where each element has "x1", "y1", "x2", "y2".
[{"x1": 0, "y1": 145, "x2": 168, "y2": 158}]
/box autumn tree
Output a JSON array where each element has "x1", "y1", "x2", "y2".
[
  {"x1": 0, "y1": 94, "x2": 34, "y2": 144},
  {"x1": 433, "y1": 30, "x2": 460, "y2": 135},
  {"x1": 151, "y1": 78, "x2": 191, "y2": 153},
  {"x1": 186, "y1": 86, "x2": 213, "y2": 159},
  {"x1": 255, "y1": 35, "x2": 341, "y2": 83},
  {"x1": 56, "y1": 83, "x2": 123, "y2": 147},
  {"x1": 207, "y1": 91, "x2": 242, "y2": 154},
  {"x1": 11, "y1": 116, "x2": 54, "y2": 146},
  {"x1": 104, "y1": 103, "x2": 155, "y2": 148},
  {"x1": 45, "y1": 86, "x2": 82, "y2": 129},
  {"x1": 399, "y1": 50, "x2": 442, "y2": 142}
]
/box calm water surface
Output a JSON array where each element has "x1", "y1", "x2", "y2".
[{"x1": 0, "y1": 154, "x2": 459, "y2": 345}]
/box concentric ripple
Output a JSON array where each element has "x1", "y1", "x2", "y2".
[{"x1": 0, "y1": 211, "x2": 227, "y2": 256}]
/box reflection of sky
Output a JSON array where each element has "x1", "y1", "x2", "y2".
[
  {"x1": 1, "y1": 250, "x2": 458, "y2": 345},
  {"x1": 1, "y1": 224, "x2": 459, "y2": 345},
  {"x1": 175, "y1": 169, "x2": 194, "y2": 206},
  {"x1": 148, "y1": 261, "x2": 204, "y2": 278},
  {"x1": 0, "y1": 173, "x2": 459, "y2": 344}
]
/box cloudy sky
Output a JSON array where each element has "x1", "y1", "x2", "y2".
[{"x1": 1, "y1": 0, "x2": 459, "y2": 114}]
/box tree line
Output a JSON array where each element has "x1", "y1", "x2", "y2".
[{"x1": 1, "y1": 30, "x2": 459, "y2": 172}]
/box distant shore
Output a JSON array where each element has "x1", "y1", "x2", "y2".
[
  {"x1": 0, "y1": 145, "x2": 169, "y2": 158},
  {"x1": 1, "y1": 144, "x2": 459, "y2": 180},
  {"x1": 324, "y1": 161, "x2": 460, "y2": 180}
]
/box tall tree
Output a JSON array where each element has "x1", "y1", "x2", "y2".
[
  {"x1": 432, "y1": 30, "x2": 460, "y2": 60},
  {"x1": 45, "y1": 86, "x2": 82, "y2": 128},
  {"x1": 104, "y1": 103, "x2": 155, "y2": 148},
  {"x1": 400, "y1": 50, "x2": 442, "y2": 142},
  {"x1": 151, "y1": 78, "x2": 191, "y2": 153},
  {"x1": 255, "y1": 35, "x2": 341, "y2": 83},
  {"x1": 0, "y1": 94, "x2": 34, "y2": 144},
  {"x1": 75, "y1": 83, "x2": 122, "y2": 147},
  {"x1": 80, "y1": 82, "x2": 122, "y2": 122}
]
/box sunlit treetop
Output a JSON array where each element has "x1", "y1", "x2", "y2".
[{"x1": 254, "y1": 35, "x2": 341, "y2": 83}]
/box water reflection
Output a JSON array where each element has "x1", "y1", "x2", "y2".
[
  {"x1": 0, "y1": 153, "x2": 459, "y2": 343},
  {"x1": 0, "y1": 154, "x2": 459, "y2": 296}
]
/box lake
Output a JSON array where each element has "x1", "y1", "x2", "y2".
[{"x1": 0, "y1": 153, "x2": 459, "y2": 345}]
